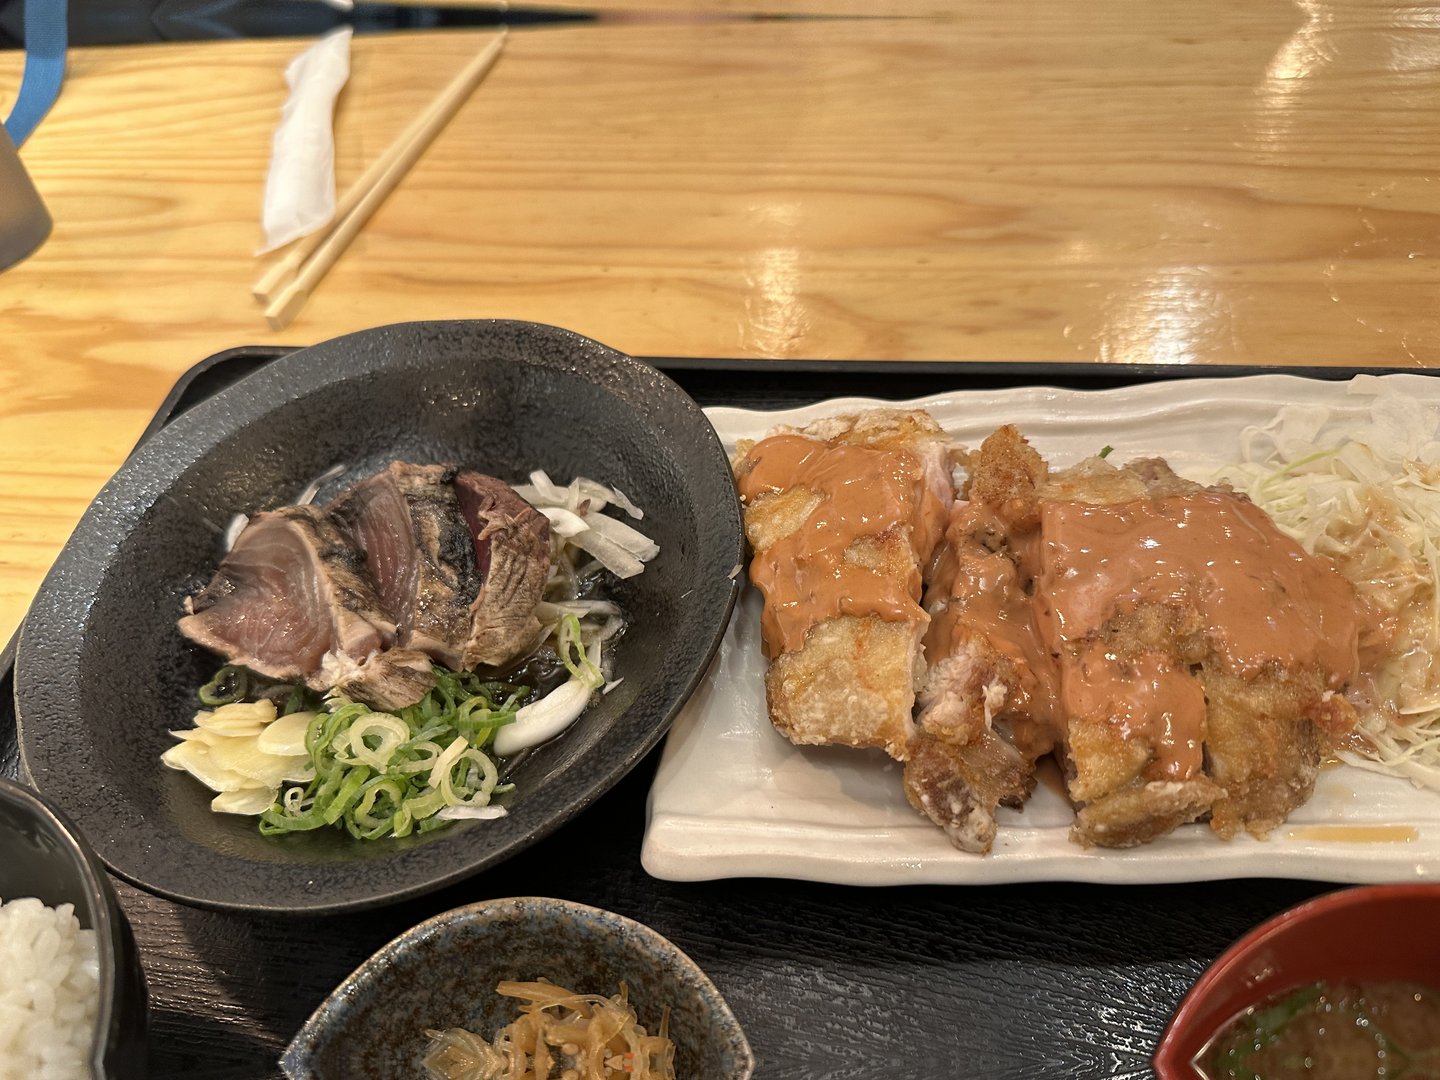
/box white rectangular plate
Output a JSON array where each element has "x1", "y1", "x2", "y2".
[{"x1": 642, "y1": 372, "x2": 1440, "y2": 885}]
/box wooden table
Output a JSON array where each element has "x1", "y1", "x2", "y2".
[
  {"x1": 0, "y1": 7, "x2": 1437, "y2": 1074},
  {"x1": 3, "y1": 0, "x2": 1440, "y2": 645}
]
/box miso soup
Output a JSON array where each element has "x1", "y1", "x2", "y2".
[{"x1": 1198, "y1": 979, "x2": 1440, "y2": 1079}]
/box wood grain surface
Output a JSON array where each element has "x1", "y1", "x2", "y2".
[{"x1": 3, "y1": 1, "x2": 1440, "y2": 642}]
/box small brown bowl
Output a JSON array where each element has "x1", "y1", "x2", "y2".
[{"x1": 1153, "y1": 882, "x2": 1440, "y2": 1078}]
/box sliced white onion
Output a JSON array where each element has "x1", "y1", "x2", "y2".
[
  {"x1": 564, "y1": 475, "x2": 644, "y2": 519},
  {"x1": 538, "y1": 506, "x2": 590, "y2": 538},
  {"x1": 603, "y1": 485, "x2": 643, "y2": 520},
  {"x1": 294, "y1": 463, "x2": 347, "y2": 507},
  {"x1": 519, "y1": 472, "x2": 653, "y2": 547},
  {"x1": 589, "y1": 614, "x2": 626, "y2": 644},
  {"x1": 533, "y1": 599, "x2": 622, "y2": 622},
  {"x1": 435, "y1": 805, "x2": 509, "y2": 821},
  {"x1": 578, "y1": 510, "x2": 660, "y2": 561},
  {"x1": 570, "y1": 529, "x2": 648, "y2": 579},
  {"x1": 492, "y1": 677, "x2": 594, "y2": 756},
  {"x1": 524, "y1": 470, "x2": 569, "y2": 504}
]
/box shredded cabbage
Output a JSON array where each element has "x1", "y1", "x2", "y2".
[{"x1": 1215, "y1": 388, "x2": 1440, "y2": 790}]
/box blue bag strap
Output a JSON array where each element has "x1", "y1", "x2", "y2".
[{"x1": 4, "y1": 0, "x2": 68, "y2": 147}]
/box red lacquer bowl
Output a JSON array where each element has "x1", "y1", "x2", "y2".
[{"x1": 1153, "y1": 883, "x2": 1440, "y2": 1078}]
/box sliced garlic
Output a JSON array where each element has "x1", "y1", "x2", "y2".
[
  {"x1": 194, "y1": 699, "x2": 276, "y2": 735},
  {"x1": 211, "y1": 787, "x2": 278, "y2": 815},
  {"x1": 256, "y1": 710, "x2": 314, "y2": 756}
]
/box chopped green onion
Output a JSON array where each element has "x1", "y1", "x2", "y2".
[
  {"x1": 257, "y1": 666, "x2": 527, "y2": 840},
  {"x1": 346, "y1": 714, "x2": 409, "y2": 770},
  {"x1": 556, "y1": 614, "x2": 604, "y2": 690},
  {"x1": 1098, "y1": 445, "x2": 1114, "y2": 460},
  {"x1": 198, "y1": 665, "x2": 249, "y2": 706},
  {"x1": 1207, "y1": 984, "x2": 1323, "y2": 1080}
]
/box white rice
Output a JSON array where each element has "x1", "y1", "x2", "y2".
[{"x1": 0, "y1": 897, "x2": 101, "y2": 1080}]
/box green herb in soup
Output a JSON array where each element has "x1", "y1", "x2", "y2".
[{"x1": 1198, "y1": 979, "x2": 1440, "y2": 1080}]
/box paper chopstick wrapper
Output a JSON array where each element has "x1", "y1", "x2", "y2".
[{"x1": 258, "y1": 27, "x2": 352, "y2": 255}]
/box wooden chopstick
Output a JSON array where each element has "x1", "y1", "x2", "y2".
[
  {"x1": 259, "y1": 30, "x2": 508, "y2": 330},
  {"x1": 250, "y1": 31, "x2": 507, "y2": 305}
]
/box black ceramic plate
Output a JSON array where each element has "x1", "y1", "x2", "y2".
[{"x1": 15, "y1": 321, "x2": 743, "y2": 914}]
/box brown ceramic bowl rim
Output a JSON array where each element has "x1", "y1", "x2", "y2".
[{"x1": 1154, "y1": 882, "x2": 1440, "y2": 1077}]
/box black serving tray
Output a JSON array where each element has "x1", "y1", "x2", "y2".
[{"x1": 3, "y1": 348, "x2": 1424, "y2": 1079}]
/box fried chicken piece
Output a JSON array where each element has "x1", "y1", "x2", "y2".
[
  {"x1": 903, "y1": 427, "x2": 1057, "y2": 851},
  {"x1": 913, "y1": 429, "x2": 1365, "y2": 852},
  {"x1": 962, "y1": 423, "x2": 1048, "y2": 529},
  {"x1": 1061, "y1": 632, "x2": 1225, "y2": 847},
  {"x1": 1052, "y1": 516, "x2": 1221, "y2": 847},
  {"x1": 764, "y1": 616, "x2": 924, "y2": 756},
  {"x1": 734, "y1": 409, "x2": 954, "y2": 759},
  {"x1": 1201, "y1": 666, "x2": 1356, "y2": 839},
  {"x1": 1039, "y1": 457, "x2": 1361, "y2": 848},
  {"x1": 905, "y1": 728, "x2": 1034, "y2": 852},
  {"x1": 1072, "y1": 776, "x2": 1226, "y2": 848}
]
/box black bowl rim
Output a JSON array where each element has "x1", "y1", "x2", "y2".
[
  {"x1": 0, "y1": 775, "x2": 125, "y2": 1078},
  {"x1": 281, "y1": 895, "x2": 756, "y2": 1079},
  {"x1": 15, "y1": 319, "x2": 743, "y2": 914}
]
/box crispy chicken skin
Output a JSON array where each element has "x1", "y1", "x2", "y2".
[
  {"x1": 1200, "y1": 666, "x2": 1346, "y2": 841},
  {"x1": 904, "y1": 729, "x2": 1034, "y2": 853},
  {"x1": 765, "y1": 616, "x2": 926, "y2": 757},
  {"x1": 734, "y1": 409, "x2": 955, "y2": 759},
  {"x1": 1045, "y1": 457, "x2": 1358, "y2": 848},
  {"x1": 904, "y1": 427, "x2": 1055, "y2": 850},
  {"x1": 910, "y1": 426, "x2": 1363, "y2": 851}
]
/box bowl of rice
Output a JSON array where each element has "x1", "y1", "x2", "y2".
[{"x1": 0, "y1": 776, "x2": 148, "y2": 1079}]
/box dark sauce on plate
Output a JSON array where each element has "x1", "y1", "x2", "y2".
[{"x1": 1197, "y1": 979, "x2": 1440, "y2": 1079}]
